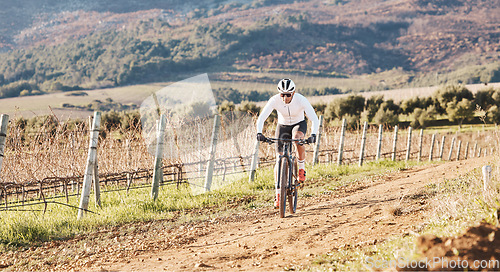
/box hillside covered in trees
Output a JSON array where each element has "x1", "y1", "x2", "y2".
[{"x1": 0, "y1": 0, "x2": 499, "y2": 99}]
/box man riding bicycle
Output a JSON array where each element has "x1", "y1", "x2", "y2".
[{"x1": 256, "y1": 78, "x2": 320, "y2": 208}]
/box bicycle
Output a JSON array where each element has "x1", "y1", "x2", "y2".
[{"x1": 263, "y1": 137, "x2": 310, "y2": 218}]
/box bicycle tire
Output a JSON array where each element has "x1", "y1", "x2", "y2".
[
  {"x1": 289, "y1": 157, "x2": 298, "y2": 214},
  {"x1": 279, "y1": 157, "x2": 288, "y2": 218}
]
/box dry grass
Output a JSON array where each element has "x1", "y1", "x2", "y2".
[
  {"x1": 1, "y1": 113, "x2": 497, "y2": 187},
  {"x1": 0, "y1": 112, "x2": 258, "y2": 189}
]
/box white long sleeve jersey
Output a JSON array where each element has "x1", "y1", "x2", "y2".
[{"x1": 256, "y1": 93, "x2": 320, "y2": 135}]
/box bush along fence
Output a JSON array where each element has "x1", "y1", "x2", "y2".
[{"x1": 0, "y1": 112, "x2": 497, "y2": 218}]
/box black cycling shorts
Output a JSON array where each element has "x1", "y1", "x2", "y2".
[{"x1": 275, "y1": 119, "x2": 307, "y2": 153}]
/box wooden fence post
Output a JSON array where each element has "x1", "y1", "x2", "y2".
[
  {"x1": 126, "y1": 139, "x2": 133, "y2": 192},
  {"x1": 198, "y1": 123, "x2": 204, "y2": 178},
  {"x1": 392, "y1": 125, "x2": 398, "y2": 161},
  {"x1": 359, "y1": 121, "x2": 368, "y2": 166},
  {"x1": 456, "y1": 140, "x2": 462, "y2": 161},
  {"x1": 94, "y1": 156, "x2": 101, "y2": 208},
  {"x1": 464, "y1": 142, "x2": 469, "y2": 159},
  {"x1": 249, "y1": 140, "x2": 260, "y2": 182},
  {"x1": 376, "y1": 124, "x2": 383, "y2": 161},
  {"x1": 151, "y1": 114, "x2": 166, "y2": 201},
  {"x1": 78, "y1": 111, "x2": 101, "y2": 220},
  {"x1": 447, "y1": 137, "x2": 455, "y2": 161},
  {"x1": 439, "y1": 136, "x2": 446, "y2": 160},
  {"x1": 482, "y1": 165, "x2": 492, "y2": 191},
  {"x1": 337, "y1": 118, "x2": 347, "y2": 166},
  {"x1": 312, "y1": 115, "x2": 323, "y2": 165},
  {"x1": 473, "y1": 142, "x2": 477, "y2": 158},
  {"x1": 204, "y1": 115, "x2": 221, "y2": 192},
  {"x1": 418, "y1": 129, "x2": 423, "y2": 162},
  {"x1": 429, "y1": 134, "x2": 436, "y2": 161},
  {"x1": 0, "y1": 114, "x2": 9, "y2": 174},
  {"x1": 88, "y1": 116, "x2": 101, "y2": 208},
  {"x1": 405, "y1": 126, "x2": 413, "y2": 161}
]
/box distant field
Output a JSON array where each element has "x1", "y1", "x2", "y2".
[
  {"x1": 308, "y1": 82, "x2": 500, "y2": 105},
  {"x1": 0, "y1": 70, "x2": 499, "y2": 119},
  {"x1": 0, "y1": 84, "x2": 160, "y2": 119},
  {"x1": 210, "y1": 70, "x2": 375, "y2": 93},
  {"x1": 1, "y1": 71, "x2": 368, "y2": 118}
]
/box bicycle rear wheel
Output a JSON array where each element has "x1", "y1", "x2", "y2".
[
  {"x1": 288, "y1": 157, "x2": 298, "y2": 214},
  {"x1": 278, "y1": 157, "x2": 288, "y2": 218}
]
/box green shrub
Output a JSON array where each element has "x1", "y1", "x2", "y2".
[
  {"x1": 237, "y1": 101, "x2": 261, "y2": 116},
  {"x1": 325, "y1": 95, "x2": 365, "y2": 121},
  {"x1": 410, "y1": 107, "x2": 435, "y2": 128},
  {"x1": 218, "y1": 100, "x2": 235, "y2": 113},
  {"x1": 432, "y1": 84, "x2": 473, "y2": 114},
  {"x1": 373, "y1": 108, "x2": 399, "y2": 127},
  {"x1": 486, "y1": 105, "x2": 500, "y2": 124},
  {"x1": 446, "y1": 99, "x2": 474, "y2": 127}
]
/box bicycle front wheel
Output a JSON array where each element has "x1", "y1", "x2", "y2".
[
  {"x1": 278, "y1": 157, "x2": 288, "y2": 218},
  {"x1": 289, "y1": 157, "x2": 298, "y2": 214}
]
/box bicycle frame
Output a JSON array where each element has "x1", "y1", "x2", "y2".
[
  {"x1": 278, "y1": 140, "x2": 294, "y2": 189},
  {"x1": 264, "y1": 137, "x2": 307, "y2": 217}
]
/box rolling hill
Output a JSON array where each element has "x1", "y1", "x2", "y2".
[{"x1": 0, "y1": 0, "x2": 499, "y2": 99}]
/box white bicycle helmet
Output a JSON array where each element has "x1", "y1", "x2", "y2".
[{"x1": 277, "y1": 78, "x2": 296, "y2": 93}]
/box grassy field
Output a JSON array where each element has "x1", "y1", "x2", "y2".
[{"x1": 0, "y1": 160, "x2": 423, "y2": 248}]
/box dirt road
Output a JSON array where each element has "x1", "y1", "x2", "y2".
[
  {"x1": 97, "y1": 157, "x2": 491, "y2": 272},
  {"x1": 0, "y1": 157, "x2": 491, "y2": 271}
]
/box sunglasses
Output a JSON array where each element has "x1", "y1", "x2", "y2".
[{"x1": 280, "y1": 93, "x2": 293, "y2": 97}]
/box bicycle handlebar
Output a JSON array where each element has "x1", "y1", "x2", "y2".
[{"x1": 263, "y1": 137, "x2": 311, "y2": 145}]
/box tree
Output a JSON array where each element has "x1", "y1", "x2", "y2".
[
  {"x1": 364, "y1": 95, "x2": 384, "y2": 121},
  {"x1": 487, "y1": 105, "x2": 500, "y2": 124},
  {"x1": 120, "y1": 111, "x2": 141, "y2": 132},
  {"x1": 446, "y1": 99, "x2": 474, "y2": 128},
  {"x1": 324, "y1": 102, "x2": 337, "y2": 122},
  {"x1": 325, "y1": 95, "x2": 365, "y2": 121},
  {"x1": 218, "y1": 100, "x2": 235, "y2": 113},
  {"x1": 373, "y1": 108, "x2": 399, "y2": 127},
  {"x1": 173, "y1": 101, "x2": 214, "y2": 121},
  {"x1": 380, "y1": 99, "x2": 400, "y2": 114},
  {"x1": 400, "y1": 96, "x2": 433, "y2": 114},
  {"x1": 337, "y1": 114, "x2": 361, "y2": 130},
  {"x1": 410, "y1": 107, "x2": 434, "y2": 128},
  {"x1": 344, "y1": 95, "x2": 366, "y2": 116},
  {"x1": 214, "y1": 88, "x2": 243, "y2": 104},
  {"x1": 491, "y1": 89, "x2": 500, "y2": 106},
  {"x1": 237, "y1": 101, "x2": 261, "y2": 116},
  {"x1": 432, "y1": 85, "x2": 473, "y2": 114},
  {"x1": 102, "y1": 111, "x2": 122, "y2": 131},
  {"x1": 474, "y1": 88, "x2": 495, "y2": 111},
  {"x1": 312, "y1": 103, "x2": 327, "y2": 116}
]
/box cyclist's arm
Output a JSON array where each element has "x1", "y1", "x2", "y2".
[
  {"x1": 303, "y1": 99, "x2": 320, "y2": 135},
  {"x1": 256, "y1": 97, "x2": 276, "y2": 133}
]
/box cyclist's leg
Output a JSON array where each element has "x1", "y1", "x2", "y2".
[
  {"x1": 292, "y1": 120, "x2": 308, "y2": 182},
  {"x1": 294, "y1": 130, "x2": 306, "y2": 160}
]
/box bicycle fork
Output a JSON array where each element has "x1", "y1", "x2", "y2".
[{"x1": 276, "y1": 155, "x2": 292, "y2": 190}]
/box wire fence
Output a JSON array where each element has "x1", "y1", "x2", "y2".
[{"x1": 0, "y1": 112, "x2": 498, "y2": 213}]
